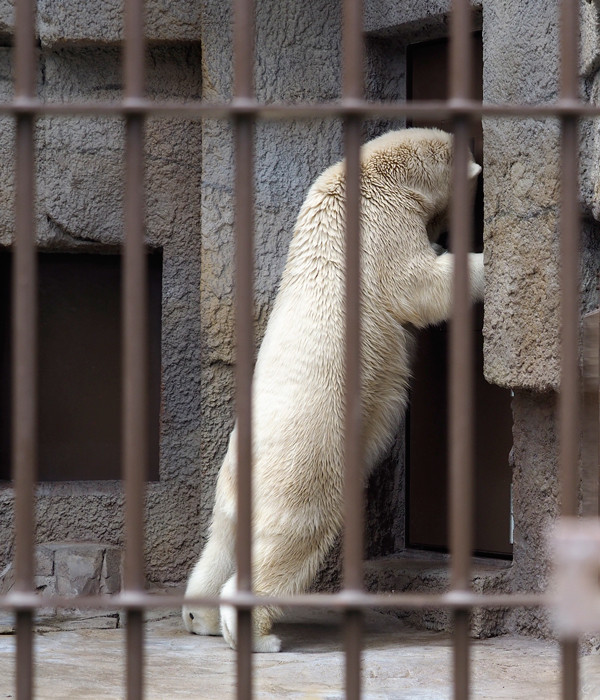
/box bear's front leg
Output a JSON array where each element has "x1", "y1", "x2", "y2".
[
  {"x1": 182, "y1": 506, "x2": 236, "y2": 636},
  {"x1": 405, "y1": 250, "x2": 484, "y2": 327}
]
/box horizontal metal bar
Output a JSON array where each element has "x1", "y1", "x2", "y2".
[
  {"x1": 0, "y1": 590, "x2": 549, "y2": 611},
  {"x1": 0, "y1": 99, "x2": 598, "y2": 119}
]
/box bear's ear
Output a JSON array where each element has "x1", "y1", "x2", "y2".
[{"x1": 469, "y1": 161, "x2": 482, "y2": 179}]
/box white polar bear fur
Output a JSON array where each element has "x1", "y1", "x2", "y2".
[{"x1": 183, "y1": 128, "x2": 484, "y2": 652}]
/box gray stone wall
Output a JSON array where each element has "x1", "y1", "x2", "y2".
[
  {"x1": 510, "y1": 390, "x2": 559, "y2": 638},
  {"x1": 0, "y1": 30, "x2": 204, "y2": 584},
  {"x1": 483, "y1": 0, "x2": 600, "y2": 390},
  {"x1": 196, "y1": 0, "x2": 345, "y2": 563},
  {"x1": 482, "y1": 0, "x2": 565, "y2": 391},
  {"x1": 481, "y1": 0, "x2": 600, "y2": 641},
  {"x1": 0, "y1": 0, "x2": 201, "y2": 45},
  {"x1": 0, "y1": 0, "x2": 597, "y2": 647}
]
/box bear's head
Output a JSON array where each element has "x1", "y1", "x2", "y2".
[{"x1": 361, "y1": 128, "x2": 481, "y2": 243}]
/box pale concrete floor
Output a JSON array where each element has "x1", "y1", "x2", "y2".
[{"x1": 1, "y1": 609, "x2": 600, "y2": 699}]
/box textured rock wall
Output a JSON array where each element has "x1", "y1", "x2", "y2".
[
  {"x1": 0, "y1": 0, "x2": 201, "y2": 45},
  {"x1": 196, "y1": 0, "x2": 344, "y2": 554},
  {"x1": 482, "y1": 0, "x2": 600, "y2": 640},
  {"x1": 0, "y1": 40, "x2": 203, "y2": 585},
  {"x1": 1, "y1": 0, "x2": 597, "y2": 622},
  {"x1": 510, "y1": 390, "x2": 559, "y2": 637},
  {"x1": 482, "y1": 0, "x2": 562, "y2": 391},
  {"x1": 483, "y1": 0, "x2": 600, "y2": 390}
]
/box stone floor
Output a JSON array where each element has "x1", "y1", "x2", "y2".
[{"x1": 1, "y1": 608, "x2": 600, "y2": 699}]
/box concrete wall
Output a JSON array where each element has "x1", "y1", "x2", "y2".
[
  {"x1": 482, "y1": 0, "x2": 600, "y2": 391},
  {"x1": 481, "y1": 0, "x2": 600, "y2": 637},
  {"x1": 0, "y1": 0, "x2": 344, "y2": 588},
  {"x1": 0, "y1": 0, "x2": 598, "y2": 643},
  {"x1": 196, "y1": 0, "x2": 345, "y2": 572},
  {"x1": 0, "y1": 2, "x2": 204, "y2": 585}
]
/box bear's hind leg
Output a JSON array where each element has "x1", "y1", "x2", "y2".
[
  {"x1": 220, "y1": 533, "x2": 331, "y2": 652},
  {"x1": 219, "y1": 574, "x2": 283, "y2": 653}
]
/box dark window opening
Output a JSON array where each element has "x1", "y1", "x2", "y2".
[
  {"x1": 406, "y1": 34, "x2": 514, "y2": 558},
  {"x1": 0, "y1": 251, "x2": 162, "y2": 482}
]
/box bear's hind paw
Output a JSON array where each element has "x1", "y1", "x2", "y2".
[
  {"x1": 253, "y1": 634, "x2": 282, "y2": 653},
  {"x1": 220, "y1": 604, "x2": 282, "y2": 653}
]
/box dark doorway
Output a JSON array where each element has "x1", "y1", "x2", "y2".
[
  {"x1": 406, "y1": 35, "x2": 514, "y2": 557},
  {"x1": 0, "y1": 251, "x2": 162, "y2": 482}
]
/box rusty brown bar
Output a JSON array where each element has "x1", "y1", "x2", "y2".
[
  {"x1": 3, "y1": 99, "x2": 600, "y2": 120},
  {"x1": 558, "y1": 0, "x2": 580, "y2": 538},
  {"x1": 2, "y1": 3, "x2": 591, "y2": 700},
  {"x1": 13, "y1": 0, "x2": 37, "y2": 697},
  {"x1": 233, "y1": 0, "x2": 255, "y2": 695},
  {"x1": 558, "y1": 0, "x2": 581, "y2": 698},
  {"x1": 0, "y1": 589, "x2": 552, "y2": 612},
  {"x1": 342, "y1": 113, "x2": 364, "y2": 699},
  {"x1": 13, "y1": 117, "x2": 36, "y2": 700},
  {"x1": 122, "y1": 0, "x2": 147, "y2": 697},
  {"x1": 342, "y1": 0, "x2": 365, "y2": 697},
  {"x1": 448, "y1": 0, "x2": 476, "y2": 697}
]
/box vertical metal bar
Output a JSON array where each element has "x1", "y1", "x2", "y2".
[
  {"x1": 448, "y1": 0, "x2": 474, "y2": 698},
  {"x1": 233, "y1": 0, "x2": 255, "y2": 696},
  {"x1": 123, "y1": 0, "x2": 147, "y2": 697},
  {"x1": 342, "y1": 118, "x2": 363, "y2": 584},
  {"x1": 13, "y1": 0, "x2": 37, "y2": 697},
  {"x1": 581, "y1": 310, "x2": 599, "y2": 518},
  {"x1": 558, "y1": 0, "x2": 580, "y2": 524},
  {"x1": 559, "y1": 0, "x2": 580, "y2": 697},
  {"x1": 342, "y1": 0, "x2": 364, "y2": 698}
]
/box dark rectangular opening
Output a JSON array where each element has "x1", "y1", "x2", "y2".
[
  {"x1": 0, "y1": 250, "x2": 162, "y2": 482},
  {"x1": 406, "y1": 34, "x2": 514, "y2": 558}
]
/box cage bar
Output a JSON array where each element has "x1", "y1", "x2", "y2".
[
  {"x1": 3, "y1": 99, "x2": 600, "y2": 120},
  {"x1": 558, "y1": 0, "x2": 581, "y2": 697},
  {"x1": 233, "y1": 0, "x2": 256, "y2": 695},
  {"x1": 0, "y1": 589, "x2": 551, "y2": 612},
  {"x1": 342, "y1": 0, "x2": 365, "y2": 696},
  {"x1": 448, "y1": 0, "x2": 477, "y2": 697},
  {"x1": 12, "y1": 0, "x2": 37, "y2": 697},
  {"x1": 122, "y1": 0, "x2": 148, "y2": 697},
  {"x1": 0, "y1": 0, "x2": 594, "y2": 697}
]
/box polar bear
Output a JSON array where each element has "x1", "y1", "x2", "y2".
[{"x1": 183, "y1": 128, "x2": 484, "y2": 652}]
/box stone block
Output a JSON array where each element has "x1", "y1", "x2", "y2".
[
  {"x1": 510, "y1": 390, "x2": 559, "y2": 638},
  {"x1": 37, "y1": 44, "x2": 202, "y2": 249},
  {"x1": 365, "y1": 0, "x2": 449, "y2": 36},
  {"x1": 0, "y1": 0, "x2": 12, "y2": 39},
  {"x1": 364, "y1": 552, "x2": 511, "y2": 638},
  {"x1": 582, "y1": 73, "x2": 600, "y2": 224},
  {"x1": 36, "y1": 544, "x2": 55, "y2": 577},
  {"x1": 54, "y1": 543, "x2": 104, "y2": 597},
  {"x1": 0, "y1": 562, "x2": 13, "y2": 595},
  {"x1": 581, "y1": 0, "x2": 600, "y2": 78},
  {"x1": 34, "y1": 575, "x2": 56, "y2": 595},
  {"x1": 34, "y1": 575, "x2": 57, "y2": 617},
  {"x1": 37, "y1": 0, "x2": 201, "y2": 46},
  {"x1": 364, "y1": 0, "x2": 481, "y2": 38},
  {"x1": 0, "y1": 47, "x2": 14, "y2": 246},
  {"x1": 36, "y1": 612, "x2": 120, "y2": 632},
  {"x1": 482, "y1": 0, "x2": 562, "y2": 390},
  {"x1": 100, "y1": 547, "x2": 122, "y2": 595}
]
